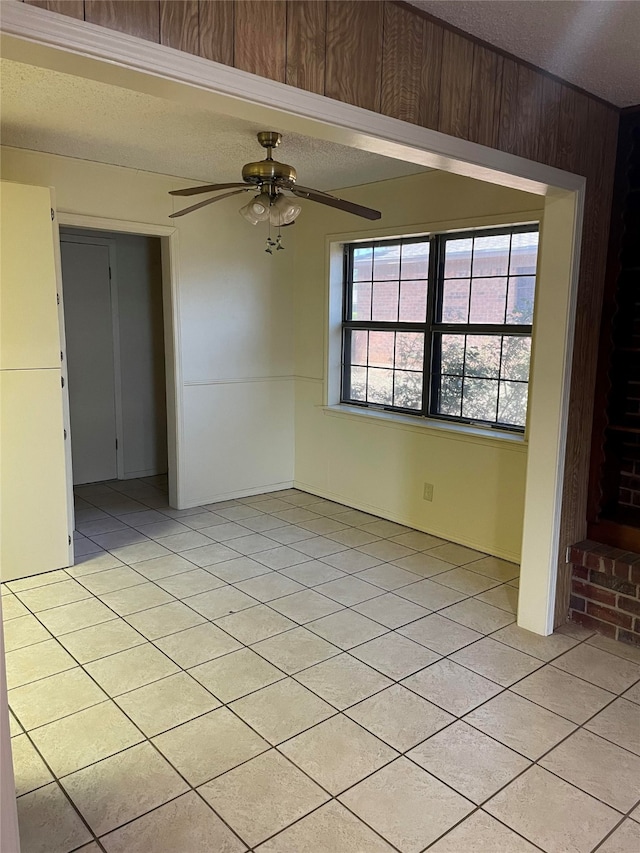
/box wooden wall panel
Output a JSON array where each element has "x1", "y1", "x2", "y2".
[
  {"x1": 536, "y1": 76, "x2": 562, "y2": 166},
  {"x1": 160, "y1": 1, "x2": 199, "y2": 54},
  {"x1": 198, "y1": 0, "x2": 233, "y2": 66},
  {"x1": 419, "y1": 19, "x2": 443, "y2": 130},
  {"x1": 381, "y1": 2, "x2": 425, "y2": 125},
  {"x1": 438, "y1": 29, "x2": 474, "y2": 139},
  {"x1": 286, "y1": 1, "x2": 326, "y2": 95},
  {"x1": 24, "y1": 0, "x2": 84, "y2": 18},
  {"x1": 468, "y1": 44, "x2": 503, "y2": 148},
  {"x1": 85, "y1": 1, "x2": 159, "y2": 42},
  {"x1": 325, "y1": 1, "x2": 383, "y2": 112},
  {"x1": 234, "y1": 0, "x2": 286, "y2": 83},
  {"x1": 497, "y1": 57, "x2": 519, "y2": 154}
]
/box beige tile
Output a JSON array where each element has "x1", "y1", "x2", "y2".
[
  {"x1": 392, "y1": 552, "x2": 456, "y2": 577},
  {"x1": 241, "y1": 514, "x2": 290, "y2": 533},
  {"x1": 403, "y1": 659, "x2": 502, "y2": 716},
  {"x1": 3, "y1": 614, "x2": 50, "y2": 652},
  {"x1": 189, "y1": 648, "x2": 285, "y2": 702},
  {"x1": 587, "y1": 633, "x2": 640, "y2": 664},
  {"x1": 76, "y1": 566, "x2": 145, "y2": 596},
  {"x1": 289, "y1": 536, "x2": 349, "y2": 558},
  {"x1": 315, "y1": 576, "x2": 383, "y2": 606},
  {"x1": 427, "y1": 811, "x2": 541, "y2": 852},
  {"x1": 155, "y1": 568, "x2": 226, "y2": 598},
  {"x1": 540, "y1": 728, "x2": 640, "y2": 812},
  {"x1": 399, "y1": 613, "x2": 482, "y2": 654},
  {"x1": 9, "y1": 667, "x2": 106, "y2": 730},
  {"x1": 268, "y1": 589, "x2": 343, "y2": 623},
  {"x1": 475, "y1": 584, "x2": 519, "y2": 613},
  {"x1": 199, "y1": 750, "x2": 329, "y2": 848},
  {"x1": 625, "y1": 680, "x2": 640, "y2": 705},
  {"x1": 8, "y1": 569, "x2": 71, "y2": 592},
  {"x1": 353, "y1": 592, "x2": 430, "y2": 629},
  {"x1": 207, "y1": 556, "x2": 271, "y2": 583},
  {"x1": 511, "y1": 665, "x2": 615, "y2": 723},
  {"x1": 115, "y1": 672, "x2": 219, "y2": 736},
  {"x1": 136, "y1": 519, "x2": 193, "y2": 540},
  {"x1": 69, "y1": 552, "x2": 125, "y2": 576},
  {"x1": 85, "y1": 643, "x2": 179, "y2": 695},
  {"x1": 16, "y1": 579, "x2": 92, "y2": 612},
  {"x1": 11, "y1": 734, "x2": 54, "y2": 795},
  {"x1": 252, "y1": 627, "x2": 340, "y2": 674},
  {"x1": 356, "y1": 540, "x2": 415, "y2": 562},
  {"x1": 552, "y1": 644, "x2": 640, "y2": 694},
  {"x1": 100, "y1": 791, "x2": 246, "y2": 853},
  {"x1": 465, "y1": 691, "x2": 576, "y2": 759},
  {"x1": 427, "y1": 542, "x2": 486, "y2": 565},
  {"x1": 231, "y1": 678, "x2": 335, "y2": 744},
  {"x1": 30, "y1": 701, "x2": 143, "y2": 776},
  {"x1": 1, "y1": 593, "x2": 29, "y2": 620},
  {"x1": 451, "y1": 638, "x2": 542, "y2": 686},
  {"x1": 389, "y1": 531, "x2": 446, "y2": 550},
  {"x1": 17, "y1": 782, "x2": 92, "y2": 853},
  {"x1": 326, "y1": 527, "x2": 383, "y2": 548},
  {"x1": 396, "y1": 578, "x2": 467, "y2": 609},
  {"x1": 296, "y1": 654, "x2": 392, "y2": 709},
  {"x1": 409, "y1": 720, "x2": 530, "y2": 804},
  {"x1": 358, "y1": 519, "x2": 410, "y2": 537},
  {"x1": 346, "y1": 684, "x2": 454, "y2": 751},
  {"x1": 125, "y1": 600, "x2": 205, "y2": 640},
  {"x1": 491, "y1": 623, "x2": 579, "y2": 661},
  {"x1": 255, "y1": 800, "x2": 395, "y2": 852},
  {"x1": 155, "y1": 531, "x2": 213, "y2": 553},
  {"x1": 463, "y1": 555, "x2": 520, "y2": 581},
  {"x1": 9, "y1": 710, "x2": 22, "y2": 736},
  {"x1": 5, "y1": 639, "x2": 76, "y2": 689},
  {"x1": 597, "y1": 820, "x2": 640, "y2": 853},
  {"x1": 90, "y1": 529, "x2": 149, "y2": 551},
  {"x1": 350, "y1": 632, "x2": 440, "y2": 680},
  {"x1": 585, "y1": 698, "x2": 640, "y2": 756},
  {"x1": 439, "y1": 598, "x2": 515, "y2": 633},
  {"x1": 186, "y1": 586, "x2": 257, "y2": 619},
  {"x1": 56, "y1": 619, "x2": 145, "y2": 664},
  {"x1": 485, "y1": 766, "x2": 619, "y2": 853},
  {"x1": 100, "y1": 582, "x2": 174, "y2": 615},
  {"x1": 38, "y1": 598, "x2": 118, "y2": 636},
  {"x1": 271, "y1": 509, "x2": 320, "y2": 526},
  {"x1": 355, "y1": 563, "x2": 421, "y2": 590},
  {"x1": 281, "y1": 714, "x2": 397, "y2": 794},
  {"x1": 306, "y1": 609, "x2": 386, "y2": 649},
  {"x1": 215, "y1": 604, "x2": 296, "y2": 644},
  {"x1": 333, "y1": 509, "x2": 379, "y2": 525},
  {"x1": 155, "y1": 622, "x2": 242, "y2": 668},
  {"x1": 266, "y1": 525, "x2": 317, "y2": 546},
  {"x1": 235, "y1": 573, "x2": 304, "y2": 601},
  {"x1": 340, "y1": 757, "x2": 473, "y2": 852},
  {"x1": 110, "y1": 541, "x2": 174, "y2": 565},
  {"x1": 229, "y1": 533, "x2": 285, "y2": 555},
  {"x1": 217, "y1": 504, "x2": 265, "y2": 521},
  {"x1": 132, "y1": 553, "x2": 196, "y2": 580},
  {"x1": 433, "y1": 567, "x2": 499, "y2": 595},
  {"x1": 279, "y1": 560, "x2": 347, "y2": 585},
  {"x1": 153, "y1": 707, "x2": 269, "y2": 785}
]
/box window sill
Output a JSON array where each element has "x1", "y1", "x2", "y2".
[{"x1": 321, "y1": 404, "x2": 528, "y2": 450}]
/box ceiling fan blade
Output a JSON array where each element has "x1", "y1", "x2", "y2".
[
  {"x1": 169, "y1": 189, "x2": 249, "y2": 218},
  {"x1": 170, "y1": 182, "x2": 249, "y2": 197},
  {"x1": 290, "y1": 186, "x2": 381, "y2": 221}
]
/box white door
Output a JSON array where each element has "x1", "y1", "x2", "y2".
[{"x1": 61, "y1": 238, "x2": 118, "y2": 484}]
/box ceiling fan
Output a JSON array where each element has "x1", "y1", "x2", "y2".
[{"x1": 168, "y1": 132, "x2": 382, "y2": 247}]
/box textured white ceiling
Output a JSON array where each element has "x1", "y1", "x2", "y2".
[
  {"x1": 408, "y1": 0, "x2": 640, "y2": 107},
  {"x1": 0, "y1": 59, "x2": 427, "y2": 189}
]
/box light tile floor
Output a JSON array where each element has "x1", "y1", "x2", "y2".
[{"x1": 3, "y1": 478, "x2": 640, "y2": 853}]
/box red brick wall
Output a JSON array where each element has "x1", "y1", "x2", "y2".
[{"x1": 569, "y1": 540, "x2": 640, "y2": 646}]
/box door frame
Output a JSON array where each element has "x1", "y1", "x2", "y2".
[{"x1": 58, "y1": 214, "x2": 181, "y2": 508}]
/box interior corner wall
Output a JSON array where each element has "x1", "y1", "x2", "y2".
[
  {"x1": 0, "y1": 146, "x2": 295, "y2": 507},
  {"x1": 292, "y1": 170, "x2": 545, "y2": 561}
]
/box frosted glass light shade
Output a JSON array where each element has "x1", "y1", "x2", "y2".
[
  {"x1": 269, "y1": 194, "x2": 302, "y2": 226},
  {"x1": 239, "y1": 192, "x2": 271, "y2": 225}
]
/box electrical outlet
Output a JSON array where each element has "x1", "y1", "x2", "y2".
[{"x1": 423, "y1": 482, "x2": 434, "y2": 502}]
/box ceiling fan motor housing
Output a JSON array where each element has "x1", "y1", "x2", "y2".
[{"x1": 242, "y1": 159, "x2": 297, "y2": 186}]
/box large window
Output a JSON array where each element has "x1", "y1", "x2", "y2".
[{"x1": 341, "y1": 225, "x2": 539, "y2": 430}]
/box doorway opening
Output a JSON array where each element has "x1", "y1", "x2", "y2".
[{"x1": 59, "y1": 227, "x2": 168, "y2": 487}]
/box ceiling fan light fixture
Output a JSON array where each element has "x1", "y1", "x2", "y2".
[
  {"x1": 269, "y1": 194, "x2": 302, "y2": 226},
  {"x1": 239, "y1": 192, "x2": 271, "y2": 224}
]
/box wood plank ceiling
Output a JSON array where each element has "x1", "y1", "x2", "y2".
[{"x1": 22, "y1": 0, "x2": 620, "y2": 626}]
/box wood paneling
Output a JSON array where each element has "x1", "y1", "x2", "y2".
[
  {"x1": 286, "y1": 1, "x2": 326, "y2": 95},
  {"x1": 198, "y1": 0, "x2": 233, "y2": 67},
  {"x1": 536, "y1": 76, "x2": 562, "y2": 166},
  {"x1": 160, "y1": 1, "x2": 199, "y2": 54},
  {"x1": 438, "y1": 29, "x2": 474, "y2": 139},
  {"x1": 497, "y1": 57, "x2": 519, "y2": 154},
  {"x1": 325, "y1": 1, "x2": 383, "y2": 112},
  {"x1": 24, "y1": 0, "x2": 84, "y2": 18},
  {"x1": 234, "y1": 0, "x2": 286, "y2": 83},
  {"x1": 419, "y1": 19, "x2": 443, "y2": 130},
  {"x1": 85, "y1": 1, "x2": 159, "y2": 42},
  {"x1": 468, "y1": 44, "x2": 502, "y2": 148},
  {"x1": 381, "y1": 2, "x2": 424, "y2": 125}
]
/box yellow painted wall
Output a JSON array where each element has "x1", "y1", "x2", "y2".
[{"x1": 292, "y1": 170, "x2": 545, "y2": 561}]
